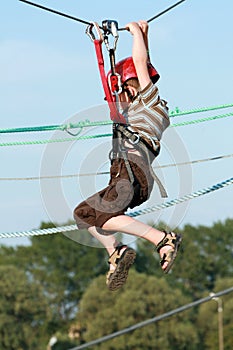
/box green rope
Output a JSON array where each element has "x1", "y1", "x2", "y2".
[
  {"x1": 0, "y1": 120, "x2": 111, "y2": 134},
  {"x1": 0, "y1": 133, "x2": 111, "y2": 147},
  {"x1": 0, "y1": 102, "x2": 233, "y2": 135},
  {"x1": 171, "y1": 112, "x2": 233, "y2": 127},
  {"x1": 169, "y1": 102, "x2": 233, "y2": 117},
  {"x1": 0, "y1": 111, "x2": 232, "y2": 147}
]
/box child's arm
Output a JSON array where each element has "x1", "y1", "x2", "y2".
[
  {"x1": 138, "y1": 20, "x2": 150, "y2": 60},
  {"x1": 126, "y1": 22, "x2": 151, "y2": 90}
]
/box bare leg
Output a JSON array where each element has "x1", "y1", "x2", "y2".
[
  {"x1": 87, "y1": 226, "x2": 120, "y2": 256},
  {"x1": 102, "y1": 215, "x2": 170, "y2": 270},
  {"x1": 102, "y1": 215, "x2": 165, "y2": 244},
  {"x1": 87, "y1": 226, "x2": 128, "y2": 272},
  {"x1": 87, "y1": 216, "x2": 181, "y2": 290}
]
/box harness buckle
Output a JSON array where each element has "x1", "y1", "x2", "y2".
[
  {"x1": 129, "y1": 133, "x2": 140, "y2": 145},
  {"x1": 86, "y1": 22, "x2": 103, "y2": 42}
]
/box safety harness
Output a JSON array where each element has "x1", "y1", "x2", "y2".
[{"x1": 86, "y1": 21, "x2": 167, "y2": 198}]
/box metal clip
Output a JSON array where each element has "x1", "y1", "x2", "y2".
[
  {"x1": 85, "y1": 22, "x2": 103, "y2": 42},
  {"x1": 129, "y1": 134, "x2": 140, "y2": 145},
  {"x1": 102, "y1": 20, "x2": 119, "y2": 51},
  {"x1": 108, "y1": 72, "x2": 122, "y2": 95}
]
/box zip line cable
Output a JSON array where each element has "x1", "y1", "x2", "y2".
[
  {"x1": 0, "y1": 111, "x2": 232, "y2": 147},
  {"x1": 19, "y1": 0, "x2": 92, "y2": 26},
  {"x1": 0, "y1": 152, "x2": 233, "y2": 182},
  {"x1": 19, "y1": 0, "x2": 186, "y2": 31},
  {"x1": 147, "y1": 0, "x2": 186, "y2": 24},
  {"x1": 1, "y1": 102, "x2": 232, "y2": 135},
  {"x1": 68, "y1": 287, "x2": 233, "y2": 350},
  {"x1": 1, "y1": 175, "x2": 233, "y2": 239}
]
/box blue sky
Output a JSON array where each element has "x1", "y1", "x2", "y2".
[{"x1": 0, "y1": 0, "x2": 233, "y2": 246}]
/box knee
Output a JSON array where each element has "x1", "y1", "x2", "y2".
[{"x1": 73, "y1": 202, "x2": 90, "y2": 229}]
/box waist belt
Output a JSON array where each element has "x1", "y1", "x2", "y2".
[{"x1": 112, "y1": 124, "x2": 168, "y2": 198}]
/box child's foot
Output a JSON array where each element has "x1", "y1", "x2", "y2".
[
  {"x1": 106, "y1": 244, "x2": 136, "y2": 291},
  {"x1": 157, "y1": 231, "x2": 182, "y2": 273}
]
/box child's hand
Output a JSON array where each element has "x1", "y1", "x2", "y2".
[
  {"x1": 138, "y1": 20, "x2": 149, "y2": 36},
  {"x1": 125, "y1": 22, "x2": 142, "y2": 36}
]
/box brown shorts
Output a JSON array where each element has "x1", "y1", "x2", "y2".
[{"x1": 73, "y1": 154, "x2": 154, "y2": 233}]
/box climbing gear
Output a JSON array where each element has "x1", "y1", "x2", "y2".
[
  {"x1": 19, "y1": 0, "x2": 92, "y2": 26},
  {"x1": 86, "y1": 20, "x2": 167, "y2": 197},
  {"x1": 113, "y1": 124, "x2": 168, "y2": 198},
  {"x1": 108, "y1": 57, "x2": 160, "y2": 86},
  {"x1": 20, "y1": 0, "x2": 186, "y2": 31},
  {"x1": 86, "y1": 21, "x2": 125, "y2": 123},
  {"x1": 86, "y1": 22, "x2": 164, "y2": 195},
  {"x1": 156, "y1": 231, "x2": 182, "y2": 273},
  {"x1": 106, "y1": 244, "x2": 136, "y2": 291}
]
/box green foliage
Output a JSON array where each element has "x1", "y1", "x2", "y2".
[
  {"x1": 49, "y1": 332, "x2": 78, "y2": 350},
  {"x1": 184, "y1": 219, "x2": 233, "y2": 294},
  {"x1": 12, "y1": 230, "x2": 107, "y2": 326},
  {"x1": 197, "y1": 277, "x2": 233, "y2": 350},
  {"x1": 0, "y1": 224, "x2": 108, "y2": 348},
  {"x1": 0, "y1": 265, "x2": 49, "y2": 350},
  {"x1": 76, "y1": 270, "x2": 198, "y2": 350},
  {"x1": 0, "y1": 218, "x2": 233, "y2": 349}
]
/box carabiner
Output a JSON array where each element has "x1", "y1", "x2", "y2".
[
  {"x1": 108, "y1": 73, "x2": 122, "y2": 95},
  {"x1": 85, "y1": 22, "x2": 103, "y2": 42},
  {"x1": 102, "y1": 20, "x2": 119, "y2": 51}
]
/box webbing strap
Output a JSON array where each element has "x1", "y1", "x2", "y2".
[
  {"x1": 116, "y1": 125, "x2": 168, "y2": 198},
  {"x1": 93, "y1": 39, "x2": 126, "y2": 124},
  {"x1": 139, "y1": 142, "x2": 168, "y2": 198}
]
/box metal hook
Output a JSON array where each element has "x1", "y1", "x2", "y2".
[
  {"x1": 85, "y1": 22, "x2": 103, "y2": 42},
  {"x1": 102, "y1": 20, "x2": 119, "y2": 51}
]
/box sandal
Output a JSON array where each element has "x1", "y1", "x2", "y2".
[
  {"x1": 106, "y1": 244, "x2": 136, "y2": 291},
  {"x1": 157, "y1": 231, "x2": 182, "y2": 273}
]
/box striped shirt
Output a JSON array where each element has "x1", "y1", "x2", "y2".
[{"x1": 126, "y1": 81, "x2": 170, "y2": 145}]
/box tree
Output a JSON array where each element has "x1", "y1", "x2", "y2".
[
  {"x1": 179, "y1": 220, "x2": 233, "y2": 295},
  {"x1": 1, "y1": 218, "x2": 233, "y2": 349},
  {"x1": 0, "y1": 222, "x2": 108, "y2": 336},
  {"x1": 0, "y1": 265, "x2": 49, "y2": 350},
  {"x1": 197, "y1": 277, "x2": 233, "y2": 350},
  {"x1": 75, "y1": 270, "x2": 199, "y2": 350},
  {"x1": 14, "y1": 230, "x2": 107, "y2": 328}
]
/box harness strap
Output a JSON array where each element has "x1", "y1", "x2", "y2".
[
  {"x1": 137, "y1": 141, "x2": 168, "y2": 198},
  {"x1": 116, "y1": 125, "x2": 160, "y2": 158},
  {"x1": 116, "y1": 124, "x2": 168, "y2": 198},
  {"x1": 93, "y1": 39, "x2": 125, "y2": 123},
  {"x1": 115, "y1": 127, "x2": 135, "y2": 184},
  {"x1": 87, "y1": 22, "x2": 124, "y2": 123}
]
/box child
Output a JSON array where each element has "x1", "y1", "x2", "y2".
[{"x1": 74, "y1": 20, "x2": 182, "y2": 291}]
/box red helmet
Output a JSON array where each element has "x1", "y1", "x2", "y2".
[{"x1": 109, "y1": 57, "x2": 160, "y2": 86}]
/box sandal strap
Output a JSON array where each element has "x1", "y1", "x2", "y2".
[
  {"x1": 108, "y1": 244, "x2": 127, "y2": 268},
  {"x1": 156, "y1": 231, "x2": 176, "y2": 253}
]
